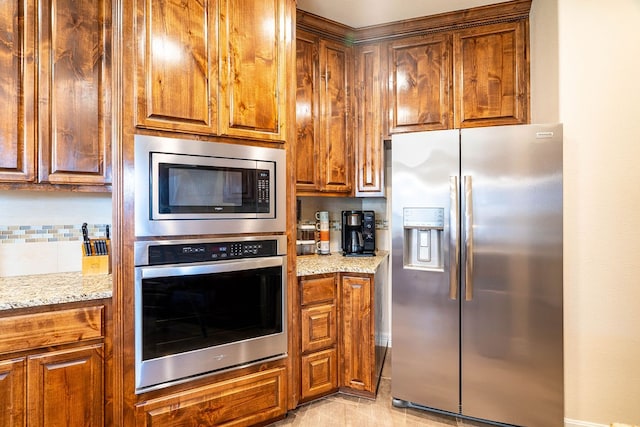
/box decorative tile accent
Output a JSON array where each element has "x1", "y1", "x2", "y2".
[{"x1": 0, "y1": 224, "x2": 111, "y2": 244}]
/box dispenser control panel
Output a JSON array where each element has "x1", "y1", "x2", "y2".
[{"x1": 403, "y1": 207, "x2": 444, "y2": 228}]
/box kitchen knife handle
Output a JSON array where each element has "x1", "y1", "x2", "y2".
[
  {"x1": 464, "y1": 175, "x2": 474, "y2": 301},
  {"x1": 449, "y1": 176, "x2": 459, "y2": 300}
]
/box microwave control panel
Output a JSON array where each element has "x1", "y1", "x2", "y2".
[{"x1": 147, "y1": 239, "x2": 278, "y2": 265}]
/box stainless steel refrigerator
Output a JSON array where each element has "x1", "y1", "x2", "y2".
[{"x1": 391, "y1": 124, "x2": 563, "y2": 427}]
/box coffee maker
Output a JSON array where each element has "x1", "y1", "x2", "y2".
[{"x1": 341, "y1": 210, "x2": 376, "y2": 256}]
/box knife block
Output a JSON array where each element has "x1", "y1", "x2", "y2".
[{"x1": 82, "y1": 240, "x2": 111, "y2": 276}]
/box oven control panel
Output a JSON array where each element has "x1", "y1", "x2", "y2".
[{"x1": 147, "y1": 239, "x2": 278, "y2": 265}]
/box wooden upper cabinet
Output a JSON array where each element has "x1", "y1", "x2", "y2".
[
  {"x1": 318, "y1": 38, "x2": 353, "y2": 193},
  {"x1": 136, "y1": 0, "x2": 289, "y2": 142},
  {"x1": 387, "y1": 33, "x2": 453, "y2": 133},
  {"x1": 355, "y1": 43, "x2": 385, "y2": 196},
  {"x1": 0, "y1": 0, "x2": 36, "y2": 183},
  {"x1": 38, "y1": 0, "x2": 112, "y2": 185},
  {"x1": 219, "y1": 0, "x2": 287, "y2": 141},
  {"x1": 295, "y1": 31, "x2": 320, "y2": 192},
  {"x1": 135, "y1": 0, "x2": 218, "y2": 134},
  {"x1": 295, "y1": 32, "x2": 353, "y2": 195},
  {"x1": 453, "y1": 20, "x2": 529, "y2": 128}
]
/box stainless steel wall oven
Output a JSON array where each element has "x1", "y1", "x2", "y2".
[{"x1": 134, "y1": 235, "x2": 287, "y2": 393}]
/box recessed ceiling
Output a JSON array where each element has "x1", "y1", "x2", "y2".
[{"x1": 296, "y1": 0, "x2": 514, "y2": 28}]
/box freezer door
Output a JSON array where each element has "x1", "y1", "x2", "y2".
[
  {"x1": 391, "y1": 129, "x2": 460, "y2": 413},
  {"x1": 460, "y1": 124, "x2": 564, "y2": 427}
]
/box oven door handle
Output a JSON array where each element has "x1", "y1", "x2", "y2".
[{"x1": 137, "y1": 256, "x2": 286, "y2": 279}]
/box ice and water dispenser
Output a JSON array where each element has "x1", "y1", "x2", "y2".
[{"x1": 402, "y1": 207, "x2": 444, "y2": 270}]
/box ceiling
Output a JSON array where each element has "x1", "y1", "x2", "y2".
[{"x1": 296, "y1": 0, "x2": 513, "y2": 28}]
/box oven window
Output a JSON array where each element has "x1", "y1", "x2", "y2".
[{"x1": 141, "y1": 265, "x2": 283, "y2": 361}]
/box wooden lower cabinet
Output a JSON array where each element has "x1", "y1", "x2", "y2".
[
  {"x1": 0, "y1": 358, "x2": 25, "y2": 427},
  {"x1": 298, "y1": 274, "x2": 338, "y2": 401},
  {"x1": 135, "y1": 367, "x2": 287, "y2": 427},
  {"x1": 340, "y1": 274, "x2": 374, "y2": 394},
  {"x1": 298, "y1": 272, "x2": 380, "y2": 401},
  {"x1": 0, "y1": 301, "x2": 108, "y2": 427},
  {"x1": 27, "y1": 345, "x2": 104, "y2": 427},
  {"x1": 301, "y1": 348, "x2": 337, "y2": 399}
]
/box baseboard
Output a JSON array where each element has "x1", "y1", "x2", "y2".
[{"x1": 565, "y1": 418, "x2": 608, "y2": 427}]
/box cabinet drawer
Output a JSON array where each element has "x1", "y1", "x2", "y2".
[
  {"x1": 0, "y1": 306, "x2": 104, "y2": 354},
  {"x1": 136, "y1": 367, "x2": 286, "y2": 427},
  {"x1": 301, "y1": 303, "x2": 337, "y2": 353},
  {"x1": 300, "y1": 275, "x2": 335, "y2": 306},
  {"x1": 301, "y1": 348, "x2": 337, "y2": 400}
]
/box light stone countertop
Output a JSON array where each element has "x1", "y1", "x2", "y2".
[
  {"x1": 0, "y1": 272, "x2": 112, "y2": 311},
  {"x1": 296, "y1": 251, "x2": 389, "y2": 276}
]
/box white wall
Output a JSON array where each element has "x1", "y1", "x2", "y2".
[{"x1": 532, "y1": 0, "x2": 640, "y2": 425}]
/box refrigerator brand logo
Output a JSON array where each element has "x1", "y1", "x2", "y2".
[{"x1": 535, "y1": 131, "x2": 554, "y2": 139}]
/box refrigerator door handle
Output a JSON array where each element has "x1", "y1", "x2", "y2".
[
  {"x1": 449, "y1": 176, "x2": 459, "y2": 300},
  {"x1": 464, "y1": 175, "x2": 474, "y2": 301}
]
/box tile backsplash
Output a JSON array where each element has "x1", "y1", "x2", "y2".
[
  {"x1": 0, "y1": 224, "x2": 110, "y2": 244},
  {"x1": 0, "y1": 223, "x2": 110, "y2": 277},
  {"x1": 0, "y1": 190, "x2": 112, "y2": 277}
]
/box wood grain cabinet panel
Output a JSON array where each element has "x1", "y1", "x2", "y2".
[
  {"x1": 219, "y1": 0, "x2": 287, "y2": 141},
  {"x1": 0, "y1": 300, "x2": 108, "y2": 427},
  {"x1": 298, "y1": 274, "x2": 338, "y2": 401},
  {"x1": 0, "y1": 0, "x2": 36, "y2": 183},
  {"x1": 453, "y1": 20, "x2": 529, "y2": 128},
  {"x1": 135, "y1": 0, "x2": 218, "y2": 134},
  {"x1": 295, "y1": 31, "x2": 353, "y2": 195},
  {"x1": 301, "y1": 348, "x2": 337, "y2": 399},
  {"x1": 388, "y1": 33, "x2": 453, "y2": 133},
  {"x1": 340, "y1": 274, "x2": 374, "y2": 393},
  {"x1": 301, "y1": 303, "x2": 337, "y2": 353},
  {"x1": 37, "y1": 0, "x2": 112, "y2": 185},
  {"x1": 0, "y1": 358, "x2": 25, "y2": 427},
  {"x1": 300, "y1": 275, "x2": 335, "y2": 306},
  {"x1": 355, "y1": 43, "x2": 385, "y2": 196},
  {"x1": 27, "y1": 344, "x2": 104, "y2": 427},
  {"x1": 135, "y1": 367, "x2": 287, "y2": 427},
  {"x1": 295, "y1": 31, "x2": 320, "y2": 192}
]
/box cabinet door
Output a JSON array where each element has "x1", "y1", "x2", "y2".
[
  {"x1": 27, "y1": 344, "x2": 103, "y2": 427},
  {"x1": 388, "y1": 33, "x2": 452, "y2": 133},
  {"x1": 37, "y1": 0, "x2": 112, "y2": 185},
  {"x1": 340, "y1": 274, "x2": 373, "y2": 392},
  {"x1": 0, "y1": 358, "x2": 25, "y2": 427},
  {"x1": 295, "y1": 30, "x2": 321, "y2": 192},
  {"x1": 0, "y1": 0, "x2": 36, "y2": 183},
  {"x1": 135, "y1": 0, "x2": 218, "y2": 135},
  {"x1": 219, "y1": 0, "x2": 288, "y2": 141},
  {"x1": 301, "y1": 303, "x2": 337, "y2": 353},
  {"x1": 135, "y1": 367, "x2": 286, "y2": 427},
  {"x1": 355, "y1": 43, "x2": 385, "y2": 196},
  {"x1": 453, "y1": 20, "x2": 529, "y2": 128},
  {"x1": 318, "y1": 38, "x2": 353, "y2": 193},
  {"x1": 301, "y1": 348, "x2": 337, "y2": 400}
]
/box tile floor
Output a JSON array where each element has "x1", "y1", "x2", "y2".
[{"x1": 269, "y1": 350, "x2": 494, "y2": 427}]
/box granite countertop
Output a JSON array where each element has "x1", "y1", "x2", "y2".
[
  {"x1": 297, "y1": 251, "x2": 389, "y2": 276},
  {"x1": 0, "y1": 272, "x2": 113, "y2": 311}
]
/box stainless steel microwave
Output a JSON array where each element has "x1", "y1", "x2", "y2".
[{"x1": 134, "y1": 135, "x2": 286, "y2": 237}]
